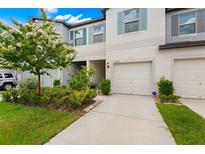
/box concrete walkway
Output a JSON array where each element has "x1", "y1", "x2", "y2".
[
  {"x1": 47, "y1": 94, "x2": 175, "y2": 145},
  {"x1": 182, "y1": 99, "x2": 205, "y2": 118}
]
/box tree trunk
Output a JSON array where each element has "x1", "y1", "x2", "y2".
[{"x1": 37, "y1": 73, "x2": 41, "y2": 96}]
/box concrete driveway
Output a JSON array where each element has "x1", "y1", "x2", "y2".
[
  {"x1": 47, "y1": 94, "x2": 175, "y2": 145},
  {"x1": 182, "y1": 99, "x2": 205, "y2": 118}
]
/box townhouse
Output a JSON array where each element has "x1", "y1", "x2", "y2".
[{"x1": 30, "y1": 8, "x2": 205, "y2": 99}]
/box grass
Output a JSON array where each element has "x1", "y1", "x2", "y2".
[
  {"x1": 0, "y1": 102, "x2": 80, "y2": 145},
  {"x1": 157, "y1": 103, "x2": 205, "y2": 145}
]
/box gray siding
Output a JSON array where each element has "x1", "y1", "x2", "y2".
[{"x1": 166, "y1": 9, "x2": 205, "y2": 44}]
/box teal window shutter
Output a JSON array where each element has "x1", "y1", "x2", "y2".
[
  {"x1": 103, "y1": 24, "x2": 106, "y2": 41},
  {"x1": 117, "y1": 11, "x2": 125, "y2": 35},
  {"x1": 70, "y1": 31, "x2": 74, "y2": 46},
  {"x1": 139, "y1": 8, "x2": 147, "y2": 31},
  {"x1": 83, "y1": 28, "x2": 87, "y2": 45},
  {"x1": 88, "y1": 26, "x2": 94, "y2": 44}
]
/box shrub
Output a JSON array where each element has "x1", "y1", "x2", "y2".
[
  {"x1": 100, "y1": 79, "x2": 111, "y2": 95},
  {"x1": 68, "y1": 90, "x2": 87, "y2": 108},
  {"x1": 69, "y1": 66, "x2": 96, "y2": 90},
  {"x1": 53, "y1": 79, "x2": 60, "y2": 87},
  {"x1": 3, "y1": 89, "x2": 19, "y2": 103},
  {"x1": 41, "y1": 86, "x2": 71, "y2": 107},
  {"x1": 158, "y1": 77, "x2": 174, "y2": 96},
  {"x1": 159, "y1": 94, "x2": 181, "y2": 103},
  {"x1": 158, "y1": 77, "x2": 181, "y2": 103},
  {"x1": 19, "y1": 89, "x2": 39, "y2": 106},
  {"x1": 84, "y1": 89, "x2": 97, "y2": 102},
  {"x1": 90, "y1": 82, "x2": 97, "y2": 89},
  {"x1": 18, "y1": 77, "x2": 38, "y2": 90}
]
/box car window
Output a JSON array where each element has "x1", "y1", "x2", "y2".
[
  {"x1": 0, "y1": 73, "x2": 2, "y2": 78},
  {"x1": 4, "y1": 73, "x2": 14, "y2": 78}
]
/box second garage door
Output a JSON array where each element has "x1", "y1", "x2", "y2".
[
  {"x1": 174, "y1": 58, "x2": 205, "y2": 99},
  {"x1": 112, "y1": 61, "x2": 152, "y2": 95}
]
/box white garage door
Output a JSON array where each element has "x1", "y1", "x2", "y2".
[
  {"x1": 112, "y1": 62, "x2": 152, "y2": 95},
  {"x1": 174, "y1": 58, "x2": 205, "y2": 99}
]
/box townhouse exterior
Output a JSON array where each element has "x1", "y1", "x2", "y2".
[{"x1": 23, "y1": 8, "x2": 205, "y2": 99}]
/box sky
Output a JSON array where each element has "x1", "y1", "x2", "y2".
[{"x1": 0, "y1": 8, "x2": 103, "y2": 26}]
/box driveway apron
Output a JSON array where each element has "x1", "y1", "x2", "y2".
[{"x1": 46, "y1": 94, "x2": 175, "y2": 145}]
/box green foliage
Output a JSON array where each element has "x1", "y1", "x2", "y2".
[
  {"x1": 2, "y1": 89, "x2": 19, "y2": 103},
  {"x1": 19, "y1": 89, "x2": 39, "y2": 106},
  {"x1": 158, "y1": 77, "x2": 174, "y2": 96},
  {"x1": 53, "y1": 79, "x2": 60, "y2": 87},
  {"x1": 18, "y1": 77, "x2": 38, "y2": 90},
  {"x1": 69, "y1": 65, "x2": 96, "y2": 91},
  {"x1": 157, "y1": 103, "x2": 205, "y2": 144},
  {"x1": 159, "y1": 94, "x2": 181, "y2": 103},
  {"x1": 84, "y1": 89, "x2": 97, "y2": 102},
  {"x1": 90, "y1": 82, "x2": 97, "y2": 89},
  {"x1": 0, "y1": 9, "x2": 76, "y2": 96},
  {"x1": 100, "y1": 79, "x2": 111, "y2": 95},
  {"x1": 3, "y1": 85, "x2": 97, "y2": 110},
  {"x1": 158, "y1": 77, "x2": 181, "y2": 102},
  {"x1": 68, "y1": 90, "x2": 87, "y2": 108},
  {"x1": 0, "y1": 102, "x2": 80, "y2": 144}
]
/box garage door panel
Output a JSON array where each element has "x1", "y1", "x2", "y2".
[
  {"x1": 112, "y1": 62, "x2": 152, "y2": 95},
  {"x1": 174, "y1": 58, "x2": 205, "y2": 99}
]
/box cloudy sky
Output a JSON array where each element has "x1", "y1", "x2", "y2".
[{"x1": 0, "y1": 8, "x2": 103, "y2": 26}]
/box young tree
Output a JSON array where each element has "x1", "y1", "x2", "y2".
[{"x1": 0, "y1": 9, "x2": 76, "y2": 96}]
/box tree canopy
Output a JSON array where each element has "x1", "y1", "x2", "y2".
[{"x1": 0, "y1": 9, "x2": 76, "y2": 95}]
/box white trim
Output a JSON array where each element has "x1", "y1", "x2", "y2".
[{"x1": 178, "y1": 11, "x2": 198, "y2": 36}]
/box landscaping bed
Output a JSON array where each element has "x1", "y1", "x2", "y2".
[
  {"x1": 157, "y1": 103, "x2": 205, "y2": 145},
  {"x1": 0, "y1": 102, "x2": 80, "y2": 145}
]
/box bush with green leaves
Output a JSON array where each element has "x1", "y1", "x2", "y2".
[
  {"x1": 90, "y1": 82, "x2": 97, "y2": 89},
  {"x1": 157, "y1": 77, "x2": 181, "y2": 103},
  {"x1": 41, "y1": 86, "x2": 71, "y2": 107},
  {"x1": 2, "y1": 89, "x2": 19, "y2": 103},
  {"x1": 158, "y1": 77, "x2": 174, "y2": 96},
  {"x1": 19, "y1": 89, "x2": 39, "y2": 106},
  {"x1": 100, "y1": 79, "x2": 111, "y2": 95},
  {"x1": 84, "y1": 89, "x2": 97, "y2": 102},
  {"x1": 68, "y1": 90, "x2": 87, "y2": 108},
  {"x1": 18, "y1": 77, "x2": 38, "y2": 90},
  {"x1": 69, "y1": 65, "x2": 96, "y2": 91},
  {"x1": 53, "y1": 79, "x2": 60, "y2": 87}
]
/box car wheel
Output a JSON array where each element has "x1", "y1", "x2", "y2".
[{"x1": 3, "y1": 83, "x2": 13, "y2": 91}]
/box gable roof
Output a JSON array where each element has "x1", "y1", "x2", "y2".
[{"x1": 32, "y1": 16, "x2": 105, "y2": 29}]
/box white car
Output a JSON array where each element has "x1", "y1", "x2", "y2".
[{"x1": 0, "y1": 72, "x2": 17, "y2": 90}]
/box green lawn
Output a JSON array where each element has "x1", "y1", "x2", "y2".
[
  {"x1": 157, "y1": 103, "x2": 205, "y2": 145},
  {"x1": 0, "y1": 102, "x2": 80, "y2": 145}
]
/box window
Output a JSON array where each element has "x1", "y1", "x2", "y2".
[
  {"x1": 179, "y1": 12, "x2": 197, "y2": 35},
  {"x1": 75, "y1": 29, "x2": 84, "y2": 46},
  {"x1": 124, "y1": 9, "x2": 139, "y2": 33},
  {"x1": 4, "y1": 73, "x2": 14, "y2": 78},
  {"x1": 0, "y1": 73, "x2": 2, "y2": 78},
  {"x1": 93, "y1": 25, "x2": 104, "y2": 43}
]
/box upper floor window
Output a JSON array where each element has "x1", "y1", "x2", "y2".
[
  {"x1": 179, "y1": 12, "x2": 197, "y2": 35},
  {"x1": 93, "y1": 25, "x2": 104, "y2": 43},
  {"x1": 124, "y1": 9, "x2": 139, "y2": 33},
  {"x1": 117, "y1": 8, "x2": 147, "y2": 35},
  {"x1": 75, "y1": 29, "x2": 86, "y2": 46}
]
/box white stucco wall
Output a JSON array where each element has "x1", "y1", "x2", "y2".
[
  {"x1": 70, "y1": 20, "x2": 106, "y2": 62},
  {"x1": 105, "y1": 8, "x2": 166, "y2": 91}
]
